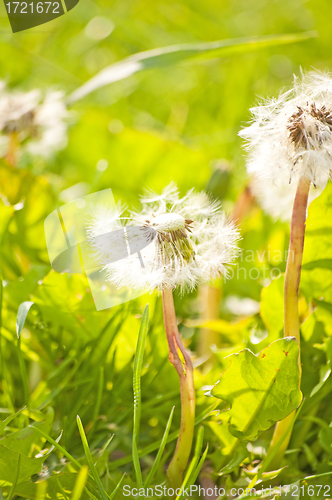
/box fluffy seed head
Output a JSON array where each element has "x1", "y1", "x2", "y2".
[
  {"x1": 88, "y1": 183, "x2": 240, "y2": 293},
  {"x1": 0, "y1": 82, "x2": 69, "y2": 158},
  {"x1": 239, "y1": 71, "x2": 332, "y2": 188}
]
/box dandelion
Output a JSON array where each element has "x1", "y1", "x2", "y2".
[
  {"x1": 240, "y1": 71, "x2": 332, "y2": 188},
  {"x1": 0, "y1": 82, "x2": 68, "y2": 165},
  {"x1": 240, "y1": 71, "x2": 332, "y2": 468},
  {"x1": 88, "y1": 182, "x2": 239, "y2": 487}
]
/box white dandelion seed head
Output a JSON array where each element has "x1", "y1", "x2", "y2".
[
  {"x1": 0, "y1": 86, "x2": 40, "y2": 134},
  {"x1": 88, "y1": 183, "x2": 240, "y2": 293},
  {"x1": 0, "y1": 82, "x2": 69, "y2": 158},
  {"x1": 240, "y1": 71, "x2": 332, "y2": 187},
  {"x1": 28, "y1": 91, "x2": 69, "y2": 157}
]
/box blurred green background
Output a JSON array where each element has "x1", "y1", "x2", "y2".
[{"x1": 0, "y1": 0, "x2": 330, "y2": 204}]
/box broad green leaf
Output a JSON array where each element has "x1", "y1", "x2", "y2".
[
  {"x1": 68, "y1": 32, "x2": 315, "y2": 103},
  {"x1": 6, "y1": 454, "x2": 21, "y2": 500},
  {"x1": 219, "y1": 443, "x2": 249, "y2": 475},
  {"x1": 0, "y1": 447, "x2": 47, "y2": 485},
  {"x1": 14, "y1": 473, "x2": 98, "y2": 499},
  {"x1": 211, "y1": 338, "x2": 302, "y2": 441},
  {"x1": 301, "y1": 183, "x2": 332, "y2": 302},
  {"x1": 0, "y1": 408, "x2": 53, "y2": 456}
]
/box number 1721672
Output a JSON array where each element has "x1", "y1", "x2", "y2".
[{"x1": 5, "y1": 2, "x2": 60, "y2": 14}]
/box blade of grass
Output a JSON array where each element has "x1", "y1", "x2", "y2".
[
  {"x1": 109, "y1": 473, "x2": 126, "y2": 500},
  {"x1": 305, "y1": 471, "x2": 332, "y2": 480},
  {"x1": 16, "y1": 302, "x2": 34, "y2": 410},
  {"x1": 144, "y1": 406, "x2": 175, "y2": 487},
  {"x1": 68, "y1": 32, "x2": 316, "y2": 103},
  {"x1": 0, "y1": 406, "x2": 26, "y2": 436},
  {"x1": 185, "y1": 444, "x2": 209, "y2": 492},
  {"x1": 109, "y1": 400, "x2": 220, "y2": 470},
  {"x1": 77, "y1": 415, "x2": 109, "y2": 500},
  {"x1": 32, "y1": 426, "x2": 89, "y2": 475},
  {"x1": 56, "y1": 479, "x2": 70, "y2": 500},
  {"x1": 84, "y1": 487, "x2": 99, "y2": 500},
  {"x1": 7, "y1": 454, "x2": 21, "y2": 500},
  {"x1": 132, "y1": 304, "x2": 149, "y2": 488},
  {"x1": 99, "y1": 434, "x2": 115, "y2": 460},
  {"x1": 16, "y1": 301, "x2": 35, "y2": 338},
  {"x1": 88, "y1": 367, "x2": 104, "y2": 441},
  {"x1": 71, "y1": 466, "x2": 89, "y2": 500},
  {"x1": 176, "y1": 426, "x2": 205, "y2": 500}
]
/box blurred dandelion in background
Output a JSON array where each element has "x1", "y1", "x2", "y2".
[{"x1": 0, "y1": 82, "x2": 69, "y2": 165}]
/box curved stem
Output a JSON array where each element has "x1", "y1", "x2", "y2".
[
  {"x1": 268, "y1": 176, "x2": 310, "y2": 469},
  {"x1": 162, "y1": 287, "x2": 196, "y2": 490}
]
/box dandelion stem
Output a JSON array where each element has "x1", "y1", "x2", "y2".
[
  {"x1": 5, "y1": 132, "x2": 18, "y2": 167},
  {"x1": 283, "y1": 176, "x2": 311, "y2": 343},
  {"x1": 162, "y1": 287, "x2": 196, "y2": 490},
  {"x1": 197, "y1": 284, "x2": 221, "y2": 360},
  {"x1": 231, "y1": 183, "x2": 255, "y2": 223},
  {"x1": 268, "y1": 175, "x2": 310, "y2": 469}
]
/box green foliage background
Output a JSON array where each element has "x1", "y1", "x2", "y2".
[{"x1": 0, "y1": 0, "x2": 332, "y2": 498}]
